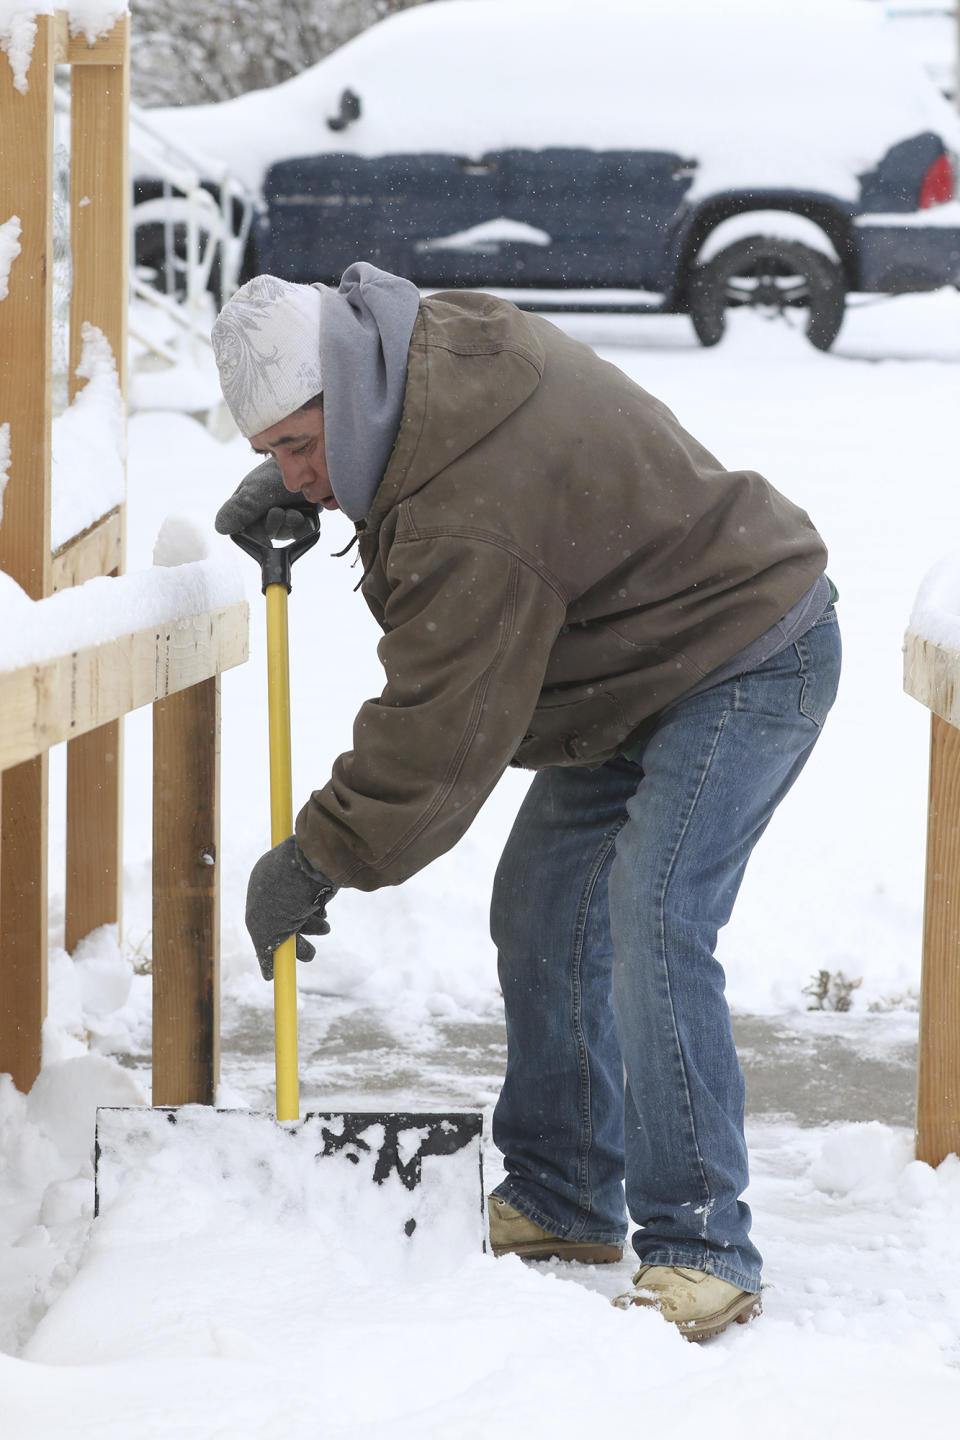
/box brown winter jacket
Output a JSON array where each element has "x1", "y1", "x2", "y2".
[{"x1": 295, "y1": 292, "x2": 828, "y2": 890}]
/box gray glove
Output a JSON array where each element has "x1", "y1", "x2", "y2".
[
  {"x1": 216, "y1": 458, "x2": 319, "y2": 542},
  {"x1": 245, "y1": 835, "x2": 337, "y2": 980}
]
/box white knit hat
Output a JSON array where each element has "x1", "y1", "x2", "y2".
[{"x1": 211, "y1": 275, "x2": 323, "y2": 437}]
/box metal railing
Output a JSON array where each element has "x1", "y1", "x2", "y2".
[
  {"x1": 129, "y1": 100, "x2": 259, "y2": 311},
  {"x1": 127, "y1": 101, "x2": 259, "y2": 369},
  {"x1": 53, "y1": 84, "x2": 258, "y2": 378}
]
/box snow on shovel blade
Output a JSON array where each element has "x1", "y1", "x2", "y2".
[{"x1": 94, "y1": 1106, "x2": 485, "y2": 1252}]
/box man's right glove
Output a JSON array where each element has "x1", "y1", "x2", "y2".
[
  {"x1": 215, "y1": 457, "x2": 318, "y2": 541},
  {"x1": 245, "y1": 834, "x2": 337, "y2": 980}
]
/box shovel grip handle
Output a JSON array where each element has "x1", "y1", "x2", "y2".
[{"x1": 231, "y1": 504, "x2": 322, "y2": 592}]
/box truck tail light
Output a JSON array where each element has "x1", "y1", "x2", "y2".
[{"x1": 918, "y1": 152, "x2": 955, "y2": 209}]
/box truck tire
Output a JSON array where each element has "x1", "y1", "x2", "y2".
[{"x1": 688, "y1": 236, "x2": 846, "y2": 351}]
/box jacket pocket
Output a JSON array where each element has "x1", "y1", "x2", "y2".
[{"x1": 512, "y1": 691, "x2": 630, "y2": 768}]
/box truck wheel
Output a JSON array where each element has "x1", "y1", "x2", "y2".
[{"x1": 688, "y1": 236, "x2": 846, "y2": 351}]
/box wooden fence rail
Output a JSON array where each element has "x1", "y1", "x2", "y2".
[{"x1": 0, "y1": 601, "x2": 248, "y2": 1097}]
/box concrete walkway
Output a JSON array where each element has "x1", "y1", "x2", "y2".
[{"x1": 217, "y1": 999, "x2": 919, "y2": 1130}]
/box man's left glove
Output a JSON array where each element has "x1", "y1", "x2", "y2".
[
  {"x1": 216, "y1": 458, "x2": 318, "y2": 542},
  {"x1": 245, "y1": 835, "x2": 337, "y2": 981}
]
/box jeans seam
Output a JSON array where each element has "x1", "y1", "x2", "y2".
[
  {"x1": 794, "y1": 633, "x2": 820, "y2": 726},
  {"x1": 568, "y1": 819, "x2": 625, "y2": 1235},
  {"x1": 651, "y1": 710, "x2": 730, "y2": 1226}
]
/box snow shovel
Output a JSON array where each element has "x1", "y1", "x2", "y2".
[{"x1": 93, "y1": 508, "x2": 484, "y2": 1250}]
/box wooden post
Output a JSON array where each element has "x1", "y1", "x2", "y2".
[
  {"x1": 0, "y1": 762, "x2": 49, "y2": 1091},
  {"x1": 0, "y1": 16, "x2": 54, "y2": 598},
  {"x1": 0, "y1": 15, "x2": 56, "y2": 1092},
  {"x1": 64, "y1": 727, "x2": 123, "y2": 952},
  {"x1": 152, "y1": 678, "x2": 222, "y2": 1105},
  {"x1": 64, "y1": 17, "x2": 130, "y2": 953},
  {"x1": 66, "y1": 17, "x2": 130, "y2": 395},
  {"x1": 916, "y1": 712, "x2": 960, "y2": 1166}
]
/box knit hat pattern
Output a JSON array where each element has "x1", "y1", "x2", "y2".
[{"x1": 211, "y1": 275, "x2": 323, "y2": 437}]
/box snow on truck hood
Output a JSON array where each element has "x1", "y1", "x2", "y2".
[{"x1": 144, "y1": 0, "x2": 960, "y2": 204}]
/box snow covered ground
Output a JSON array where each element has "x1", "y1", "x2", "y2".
[{"x1": 2, "y1": 288, "x2": 960, "y2": 1435}]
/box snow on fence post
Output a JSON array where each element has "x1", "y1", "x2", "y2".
[{"x1": 904, "y1": 622, "x2": 960, "y2": 1167}]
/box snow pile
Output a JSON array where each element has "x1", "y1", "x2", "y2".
[
  {"x1": 0, "y1": 2, "x2": 127, "y2": 93},
  {"x1": 906, "y1": 550, "x2": 960, "y2": 651},
  {"x1": 0, "y1": 214, "x2": 21, "y2": 299},
  {"x1": 750, "y1": 1119, "x2": 960, "y2": 1363},
  {"x1": 810, "y1": 1118, "x2": 916, "y2": 1197},
  {"x1": 65, "y1": 0, "x2": 126, "y2": 44},
  {"x1": 28, "y1": 1106, "x2": 484, "y2": 1368},
  {"x1": 152, "y1": 511, "x2": 210, "y2": 566},
  {"x1": 0, "y1": 1045, "x2": 145, "y2": 1355},
  {"x1": 4, "y1": 921, "x2": 954, "y2": 1433},
  {"x1": 4, "y1": 1062, "x2": 960, "y2": 1437},
  {"x1": 0, "y1": 3, "x2": 49, "y2": 93},
  {"x1": 51, "y1": 323, "x2": 126, "y2": 549},
  {"x1": 46, "y1": 926, "x2": 151, "y2": 1061},
  {"x1": 0, "y1": 568, "x2": 31, "y2": 616},
  {"x1": 0, "y1": 420, "x2": 9, "y2": 527}
]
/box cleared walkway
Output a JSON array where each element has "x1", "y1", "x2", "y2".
[{"x1": 215, "y1": 998, "x2": 918, "y2": 1130}]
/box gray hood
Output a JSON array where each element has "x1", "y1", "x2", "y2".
[{"x1": 320, "y1": 262, "x2": 420, "y2": 522}]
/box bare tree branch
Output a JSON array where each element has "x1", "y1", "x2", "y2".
[{"x1": 130, "y1": 0, "x2": 433, "y2": 107}]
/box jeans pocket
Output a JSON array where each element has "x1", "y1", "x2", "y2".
[{"x1": 795, "y1": 609, "x2": 841, "y2": 728}]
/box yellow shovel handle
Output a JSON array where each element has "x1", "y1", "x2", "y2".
[{"x1": 265, "y1": 581, "x2": 299, "y2": 1121}]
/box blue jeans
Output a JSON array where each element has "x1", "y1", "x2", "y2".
[{"x1": 490, "y1": 606, "x2": 841, "y2": 1291}]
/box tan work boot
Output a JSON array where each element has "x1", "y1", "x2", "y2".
[
  {"x1": 613, "y1": 1265, "x2": 761, "y2": 1340},
  {"x1": 487, "y1": 1195, "x2": 623, "y2": 1263}
]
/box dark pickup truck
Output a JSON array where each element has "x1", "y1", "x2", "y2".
[{"x1": 252, "y1": 133, "x2": 960, "y2": 350}]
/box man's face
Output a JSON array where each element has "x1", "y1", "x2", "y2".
[{"x1": 248, "y1": 404, "x2": 339, "y2": 511}]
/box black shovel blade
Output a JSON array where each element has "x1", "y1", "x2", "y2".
[{"x1": 94, "y1": 1107, "x2": 485, "y2": 1249}]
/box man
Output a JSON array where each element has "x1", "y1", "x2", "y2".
[{"x1": 211, "y1": 263, "x2": 840, "y2": 1342}]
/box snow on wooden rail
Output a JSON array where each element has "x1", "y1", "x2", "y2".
[
  {"x1": 903, "y1": 559, "x2": 960, "y2": 1168},
  {"x1": 0, "y1": 600, "x2": 248, "y2": 772},
  {"x1": 0, "y1": 577, "x2": 249, "y2": 1101}
]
